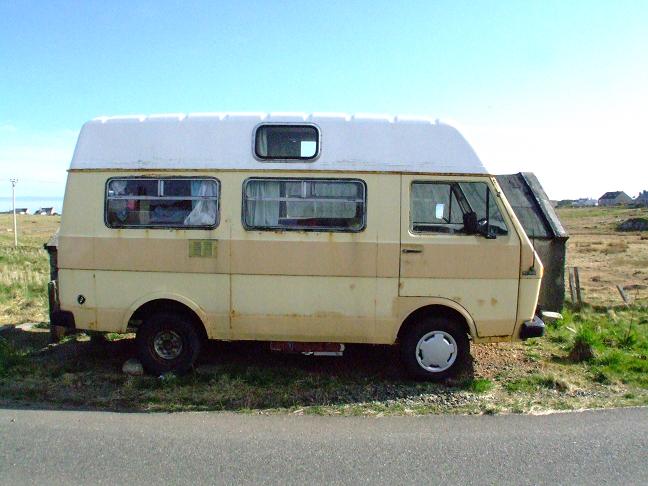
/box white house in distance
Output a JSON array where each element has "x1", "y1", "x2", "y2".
[
  {"x1": 34, "y1": 207, "x2": 57, "y2": 216},
  {"x1": 636, "y1": 191, "x2": 648, "y2": 206},
  {"x1": 598, "y1": 191, "x2": 633, "y2": 206},
  {"x1": 0, "y1": 208, "x2": 29, "y2": 215},
  {"x1": 572, "y1": 198, "x2": 598, "y2": 207}
]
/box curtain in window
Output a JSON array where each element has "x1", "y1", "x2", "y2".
[
  {"x1": 184, "y1": 180, "x2": 218, "y2": 226},
  {"x1": 246, "y1": 181, "x2": 281, "y2": 226},
  {"x1": 287, "y1": 182, "x2": 359, "y2": 219}
]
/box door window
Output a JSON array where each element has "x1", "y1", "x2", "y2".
[{"x1": 411, "y1": 181, "x2": 508, "y2": 235}]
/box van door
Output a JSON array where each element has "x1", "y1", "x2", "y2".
[
  {"x1": 399, "y1": 175, "x2": 521, "y2": 337},
  {"x1": 229, "y1": 174, "x2": 378, "y2": 343}
]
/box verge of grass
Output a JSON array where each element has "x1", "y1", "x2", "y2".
[
  {"x1": 548, "y1": 305, "x2": 648, "y2": 388},
  {"x1": 0, "y1": 337, "x2": 28, "y2": 376},
  {"x1": 504, "y1": 374, "x2": 568, "y2": 393},
  {"x1": 0, "y1": 214, "x2": 59, "y2": 324}
]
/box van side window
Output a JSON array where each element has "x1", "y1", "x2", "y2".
[
  {"x1": 411, "y1": 181, "x2": 508, "y2": 235},
  {"x1": 243, "y1": 178, "x2": 366, "y2": 232},
  {"x1": 255, "y1": 125, "x2": 319, "y2": 160},
  {"x1": 105, "y1": 177, "x2": 219, "y2": 228}
]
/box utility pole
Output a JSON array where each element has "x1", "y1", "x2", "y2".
[{"x1": 10, "y1": 178, "x2": 18, "y2": 246}]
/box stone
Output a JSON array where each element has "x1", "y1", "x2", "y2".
[{"x1": 122, "y1": 358, "x2": 144, "y2": 376}]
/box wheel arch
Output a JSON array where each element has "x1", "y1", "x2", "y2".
[
  {"x1": 124, "y1": 293, "x2": 209, "y2": 342},
  {"x1": 397, "y1": 301, "x2": 477, "y2": 343}
]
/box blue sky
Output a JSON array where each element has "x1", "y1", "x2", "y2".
[{"x1": 1, "y1": 0, "x2": 647, "y2": 200}]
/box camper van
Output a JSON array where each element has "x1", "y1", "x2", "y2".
[{"x1": 47, "y1": 113, "x2": 545, "y2": 380}]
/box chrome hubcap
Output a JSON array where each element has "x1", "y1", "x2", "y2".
[
  {"x1": 415, "y1": 331, "x2": 457, "y2": 372},
  {"x1": 153, "y1": 330, "x2": 183, "y2": 360}
]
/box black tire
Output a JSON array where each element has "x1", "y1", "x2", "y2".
[
  {"x1": 400, "y1": 316, "x2": 470, "y2": 381},
  {"x1": 136, "y1": 312, "x2": 202, "y2": 375}
]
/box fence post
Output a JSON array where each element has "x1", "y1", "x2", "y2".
[
  {"x1": 616, "y1": 285, "x2": 629, "y2": 305},
  {"x1": 568, "y1": 267, "x2": 582, "y2": 307},
  {"x1": 574, "y1": 267, "x2": 583, "y2": 307}
]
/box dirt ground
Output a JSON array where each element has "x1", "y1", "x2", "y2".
[{"x1": 557, "y1": 206, "x2": 648, "y2": 306}]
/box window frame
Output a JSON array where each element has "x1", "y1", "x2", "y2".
[
  {"x1": 104, "y1": 176, "x2": 221, "y2": 230},
  {"x1": 253, "y1": 123, "x2": 321, "y2": 161},
  {"x1": 241, "y1": 177, "x2": 367, "y2": 233}
]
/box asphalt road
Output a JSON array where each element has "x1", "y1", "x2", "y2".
[{"x1": 1, "y1": 407, "x2": 646, "y2": 485}]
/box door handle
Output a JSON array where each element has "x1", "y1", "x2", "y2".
[{"x1": 402, "y1": 248, "x2": 423, "y2": 254}]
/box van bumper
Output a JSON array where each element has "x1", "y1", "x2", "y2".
[{"x1": 519, "y1": 315, "x2": 545, "y2": 340}]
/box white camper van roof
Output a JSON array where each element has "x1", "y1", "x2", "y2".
[{"x1": 69, "y1": 113, "x2": 487, "y2": 174}]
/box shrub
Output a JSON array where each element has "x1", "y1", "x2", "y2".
[{"x1": 568, "y1": 325, "x2": 597, "y2": 362}]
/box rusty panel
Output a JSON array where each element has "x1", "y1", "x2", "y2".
[
  {"x1": 230, "y1": 239, "x2": 399, "y2": 277},
  {"x1": 399, "y1": 239, "x2": 520, "y2": 279}
]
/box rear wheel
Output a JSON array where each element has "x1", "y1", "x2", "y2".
[
  {"x1": 136, "y1": 312, "x2": 202, "y2": 375},
  {"x1": 400, "y1": 316, "x2": 469, "y2": 381}
]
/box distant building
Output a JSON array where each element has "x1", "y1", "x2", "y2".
[
  {"x1": 556, "y1": 199, "x2": 575, "y2": 208},
  {"x1": 34, "y1": 207, "x2": 57, "y2": 216},
  {"x1": 636, "y1": 190, "x2": 648, "y2": 206},
  {"x1": 572, "y1": 198, "x2": 598, "y2": 207},
  {"x1": 0, "y1": 208, "x2": 29, "y2": 215},
  {"x1": 598, "y1": 191, "x2": 633, "y2": 206}
]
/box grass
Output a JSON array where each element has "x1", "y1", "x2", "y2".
[
  {"x1": 464, "y1": 378, "x2": 494, "y2": 393},
  {"x1": 0, "y1": 337, "x2": 28, "y2": 376},
  {"x1": 504, "y1": 374, "x2": 568, "y2": 393},
  {"x1": 1, "y1": 211, "x2": 648, "y2": 414},
  {"x1": 545, "y1": 305, "x2": 648, "y2": 388},
  {"x1": 0, "y1": 305, "x2": 646, "y2": 414},
  {"x1": 556, "y1": 206, "x2": 648, "y2": 306},
  {"x1": 0, "y1": 214, "x2": 59, "y2": 324}
]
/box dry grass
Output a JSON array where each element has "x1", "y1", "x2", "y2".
[
  {"x1": 557, "y1": 206, "x2": 648, "y2": 306},
  {"x1": 0, "y1": 214, "x2": 60, "y2": 324}
]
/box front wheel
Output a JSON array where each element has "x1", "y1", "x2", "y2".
[
  {"x1": 400, "y1": 316, "x2": 470, "y2": 381},
  {"x1": 136, "y1": 312, "x2": 202, "y2": 375}
]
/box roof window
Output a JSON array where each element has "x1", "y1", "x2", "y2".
[{"x1": 255, "y1": 124, "x2": 319, "y2": 160}]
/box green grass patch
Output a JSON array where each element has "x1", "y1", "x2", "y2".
[
  {"x1": 504, "y1": 374, "x2": 568, "y2": 393},
  {"x1": 546, "y1": 305, "x2": 648, "y2": 388},
  {"x1": 0, "y1": 337, "x2": 28, "y2": 376},
  {"x1": 466, "y1": 378, "x2": 493, "y2": 393}
]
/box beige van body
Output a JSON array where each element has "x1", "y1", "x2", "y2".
[{"x1": 51, "y1": 113, "x2": 544, "y2": 376}]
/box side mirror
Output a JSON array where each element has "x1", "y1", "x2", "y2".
[{"x1": 463, "y1": 212, "x2": 478, "y2": 234}]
